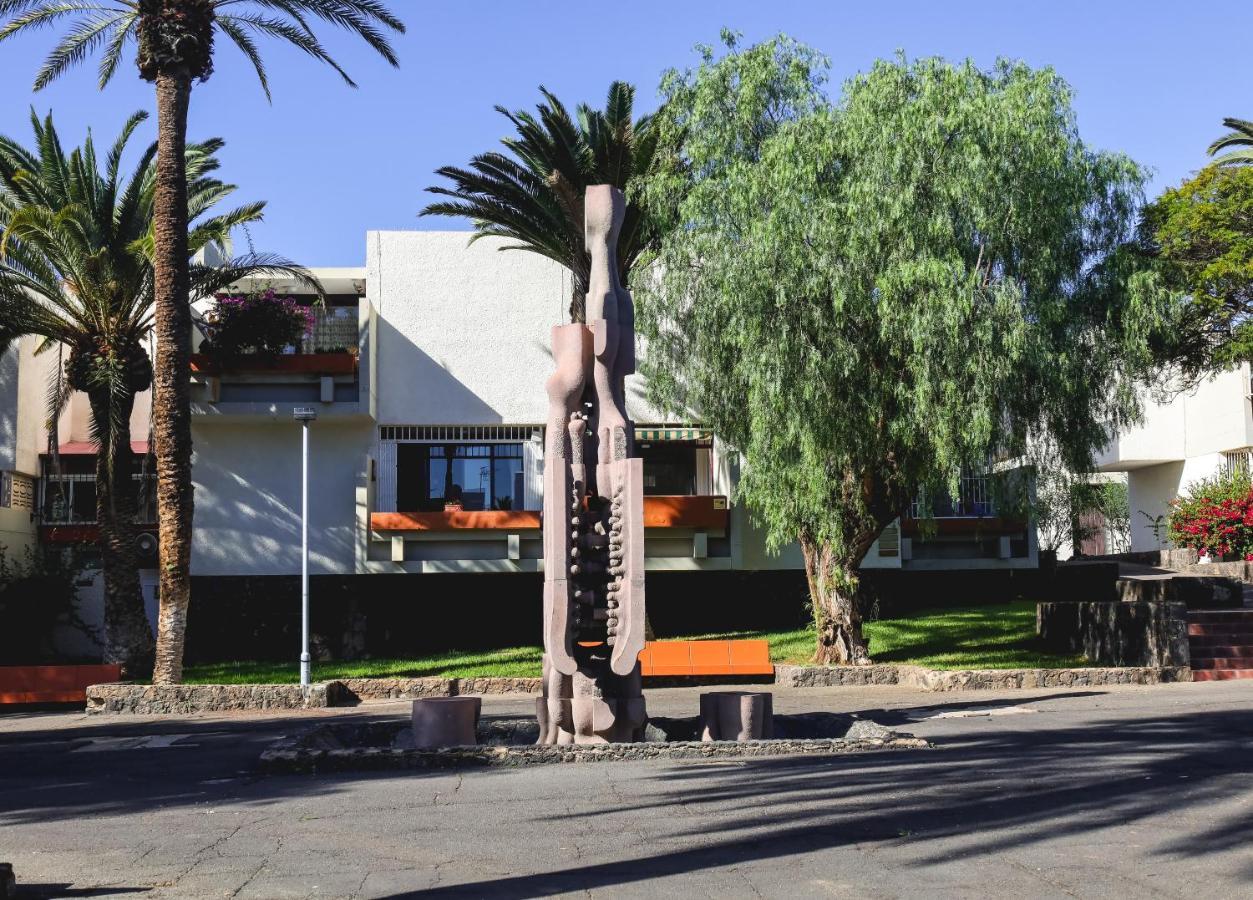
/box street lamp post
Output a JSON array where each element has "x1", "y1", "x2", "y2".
[{"x1": 293, "y1": 406, "x2": 318, "y2": 687}]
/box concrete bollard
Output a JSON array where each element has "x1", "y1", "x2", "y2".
[
  {"x1": 699, "y1": 691, "x2": 773, "y2": 741},
  {"x1": 412, "y1": 696, "x2": 482, "y2": 748}
]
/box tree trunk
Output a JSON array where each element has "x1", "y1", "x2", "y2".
[
  {"x1": 800, "y1": 532, "x2": 872, "y2": 666},
  {"x1": 151, "y1": 71, "x2": 195, "y2": 686},
  {"x1": 91, "y1": 391, "x2": 155, "y2": 677}
]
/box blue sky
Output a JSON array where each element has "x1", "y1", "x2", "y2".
[{"x1": 0, "y1": 1, "x2": 1247, "y2": 266}]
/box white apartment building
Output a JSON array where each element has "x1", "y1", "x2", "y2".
[
  {"x1": 1096, "y1": 365, "x2": 1253, "y2": 552},
  {"x1": 9, "y1": 231, "x2": 1039, "y2": 656}
]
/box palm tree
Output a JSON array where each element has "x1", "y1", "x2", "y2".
[
  {"x1": 422, "y1": 82, "x2": 660, "y2": 322},
  {"x1": 0, "y1": 0, "x2": 404, "y2": 684},
  {"x1": 1208, "y1": 117, "x2": 1253, "y2": 166},
  {"x1": 0, "y1": 108, "x2": 310, "y2": 676}
]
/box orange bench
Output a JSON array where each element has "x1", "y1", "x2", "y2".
[
  {"x1": 637, "y1": 640, "x2": 773, "y2": 677},
  {"x1": 0, "y1": 664, "x2": 122, "y2": 704}
]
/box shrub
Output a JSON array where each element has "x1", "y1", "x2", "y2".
[
  {"x1": 1167, "y1": 469, "x2": 1253, "y2": 560},
  {"x1": 0, "y1": 545, "x2": 94, "y2": 663},
  {"x1": 206, "y1": 288, "x2": 314, "y2": 357}
]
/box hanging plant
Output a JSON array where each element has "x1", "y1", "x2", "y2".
[{"x1": 203, "y1": 288, "x2": 314, "y2": 358}]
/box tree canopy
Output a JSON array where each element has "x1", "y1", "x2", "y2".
[
  {"x1": 1138, "y1": 164, "x2": 1253, "y2": 375},
  {"x1": 635, "y1": 35, "x2": 1167, "y2": 662}
]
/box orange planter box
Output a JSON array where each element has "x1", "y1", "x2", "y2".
[
  {"x1": 371, "y1": 495, "x2": 730, "y2": 533},
  {"x1": 0, "y1": 664, "x2": 121, "y2": 705},
  {"x1": 637, "y1": 640, "x2": 772, "y2": 677},
  {"x1": 190, "y1": 352, "x2": 356, "y2": 376},
  {"x1": 371, "y1": 510, "x2": 542, "y2": 531}
]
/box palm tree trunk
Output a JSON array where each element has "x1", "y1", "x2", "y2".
[
  {"x1": 151, "y1": 70, "x2": 195, "y2": 686},
  {"x1": 91, "y1": 392, "x2": 155, "y2": 676}
]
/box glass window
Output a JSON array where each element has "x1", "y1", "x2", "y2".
[
  {"x1": 639, "y1": 442, "x2": 698, "y2": 495},
  {"x1": 397, "y1": 442, "x2": 525, "y2": 511}
]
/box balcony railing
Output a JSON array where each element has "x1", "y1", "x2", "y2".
[
  {"x1": 39, "y1": 473, "x2": 157, "y2": 526},
  {"x1": 910, "y1": 473, "x2": 995, "y2": 519}
]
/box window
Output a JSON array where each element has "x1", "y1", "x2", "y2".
[
  {"x1": 40, "y1": 474, "x2": 96, "y2": 524},
  {"x1": 397, "y1": 443, "x2": 524, "y2": 511},
  {"x1": 911, "y1": 472, "x2": 995, "y2": 518},
  {"x1": 39, "y1": 470, "x2": 157, "y2": 525},
  {"x1": 639, "y1": 442, "x2": 698, "y2": 495}
]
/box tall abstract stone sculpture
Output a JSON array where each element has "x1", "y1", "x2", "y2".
[{"x1": 537, "y1": 185, "x2": 648, "y2": 744}]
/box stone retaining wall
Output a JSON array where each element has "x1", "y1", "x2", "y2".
[
  {"x1": 1037, "y1": 600, "x2": 1191, "y2": 667},
  {"x1": 1179, "y1": 560, "x2": 1253, "y2": 584},
  {"x1": 338, "y1": 676, "x2": 542, "y2": 701},
  {"x1": 85, "y1": 681, "x2": 340, "y2": 715},
  {"x1": 1116, "y1": 576, "x2": 1243, "y2": 609},
  {"x1": 775, "y1": 663, "x2": 1191, "y2": 690}
]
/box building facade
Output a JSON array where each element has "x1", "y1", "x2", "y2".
[
  {"x1": 10, "y1": 231, "x2": 1039, "y2": 658},
  {"x1": 1096, "y1": 366, "x2": 1253, "y2": 553}
]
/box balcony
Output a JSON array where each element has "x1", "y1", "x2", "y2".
[
  {"x1": 369, "y1": 496, "x2": 728, "y2": 534},
  {"x1": 368, "y1": 495, "x2": 730, "y2": 572},
  {"x1": 189, "y1": 272, "x2": 374, "y2": 423}
]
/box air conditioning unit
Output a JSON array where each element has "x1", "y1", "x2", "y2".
[{"x1": 135, "y1": 532, "x2": 158, "y2": 564}]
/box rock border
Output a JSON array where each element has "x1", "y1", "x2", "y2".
[
  {"x1": 775, "y1": 664, "x2": 1192, "y2": 690},
  {"x1": 85, "y1": 663, "x2": 1193, "y2": 714},
  {"x1": 84, "y1": 681, "x2": 342, "y2": 715},
  {"x1": 259, "y1": 734, "x2": 930, "y2": 773}
]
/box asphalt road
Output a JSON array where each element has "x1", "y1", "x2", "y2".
[{"x1": 1, "y1": 681, "x2": 1251, "y2": 899}]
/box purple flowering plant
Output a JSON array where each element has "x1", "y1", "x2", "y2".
[{"x1": 205, "y1": 287, "x2": 315, "y2": 357}]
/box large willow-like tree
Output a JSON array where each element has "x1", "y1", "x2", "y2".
[{"x1": 636, "y1": 35, "x2": 1166, "y2": 664}]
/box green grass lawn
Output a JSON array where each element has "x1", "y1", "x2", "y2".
[{"x1": 181, "y1": 599, "x2": 1082, "y2": 684}]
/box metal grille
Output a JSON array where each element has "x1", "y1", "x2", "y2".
[
  {"x1": 39, "y1": 473, "x2": 156, "y2": 524},
  {"x1": 8, "y1": 472, "x2": 34, "y2": 510},
  {"x1": 1224, "y1": 448, "x2": 1252, "y2": 477},
  {"x1": 911, "y1": 473, "x2": 995, "y2": 519},
  {"x1": 301, "y1": 303, "x2": 359, "y2": 354},
  {"x1": 380, "y1": 425, "x2": 540, "y2": 442}
]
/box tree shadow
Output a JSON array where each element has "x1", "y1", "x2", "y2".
[
  {"x1": 5, "y1": 695, "x2": 1252, "y2": 898},
  {"x1": 15, "y1": 884, "x2": 150, "y2": 898},
  {"x1": 369, "y1": 704, "x2": 1253, "y2": 897}
]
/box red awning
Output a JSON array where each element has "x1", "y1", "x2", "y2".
[{"x1": 53, "y1": 441, "x2": 151, "y2": 456}]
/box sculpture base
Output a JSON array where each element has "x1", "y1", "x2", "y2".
[
  {"x1": 412, "y1": 696, "x2": 482, "y2": 748},
  {"x1": 536, "y1": 652, "x2": 647, "y2": 745},
  {"x1": 699, "y1": 691, "x2": 774, "y2": 741}
]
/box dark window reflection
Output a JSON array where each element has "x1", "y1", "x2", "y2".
[{"x1": 398, "y1": 443, "x2": 524, "y2": 511}]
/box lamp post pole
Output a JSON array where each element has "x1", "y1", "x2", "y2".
[{"x1": 294, "y1": 407, "x2": 318, "y2": 687}]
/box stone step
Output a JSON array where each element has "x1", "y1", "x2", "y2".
[
  {"x1": 1186, "y1": 624, "x2": 1253, "y2": 637},
  {"x1": 1189, "y1": 633, "x2": 1253, "y2": 645},
  {"x1": 1188, "y1": 611, "x2": 1253, "y2": 623},
  {"x1": 1186, "y1": 644, "x2": 1253, "y2": 657},
  {"x1": 1192, "y1": 669, "x2": 1253, "y2": 681},
  {"x1": 1191, "y1": 657, "x2": 1253, "y2": 670}
]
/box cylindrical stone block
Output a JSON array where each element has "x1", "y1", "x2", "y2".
[
  {"x1": 411, "y1": 696, "x2": 481, "y2": 748},
  {"x1": 700, "y1": 691, "x2": 774, "y2": 741}
]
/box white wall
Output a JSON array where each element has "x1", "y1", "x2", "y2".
[
  {"x1": 1125, "y1": 454, "x2": 1228, "y2": 552},
  {"x1": 368, "y1": 231, "x2": 668, "y2": 426},
  {"x1": 1099, "y1": 367, "x2": 1251, "y2": 469},
  {"x1": 190, "y1": 421, "x2": 372, "y2": 576}
]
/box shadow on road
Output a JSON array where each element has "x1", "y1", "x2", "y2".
[
  {"x1": 3, "y1": 694, "x2": 1252, "y2": 897},
  {"x1": 378, "y1": 705, "x2": 1252, "y2": 897}
]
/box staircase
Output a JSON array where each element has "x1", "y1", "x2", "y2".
[{"x1": 1188, "y1": 610, "x2": 1253, "y2": 680}]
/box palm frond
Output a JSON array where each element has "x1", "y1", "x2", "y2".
[
  {"x1": 1207, "y1": 117, "x2": 1253, "y2": 167},
  {"x1": 422, "y1": 81, "x2": 659, "y2": 321}
]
